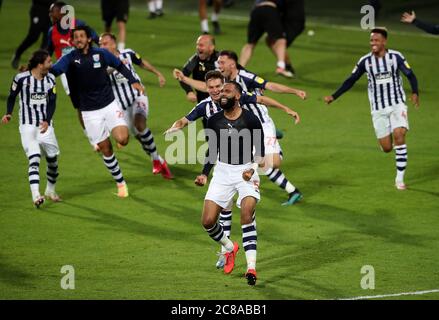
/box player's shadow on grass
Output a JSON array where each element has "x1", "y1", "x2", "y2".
[
  {"x1": 0, "y1": 255, "x2": 36, "y2": 289},
  {"x1": 237, "y1": 233, "x2": 360, "y2": 299},
  {"x1": 45, "y1": 201, "x2": 200, "y2": 244}
]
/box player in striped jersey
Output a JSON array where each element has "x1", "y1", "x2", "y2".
[
  {"x1": 2, "y1": 50, "x2": 60, "y2": 208},
  {"x1": 324, "y1": 28, "x2": 419, "y2": 190},
  {"x1": 174, "y1": 50, "x2": 306, "y2": 205},
  {"x1": 99, "y1": 33, "x2": 172, "y2": 179}
]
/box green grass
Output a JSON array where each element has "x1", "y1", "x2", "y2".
[{"x1": 0, "y1": 0, "x2": 438, "y2": 300}]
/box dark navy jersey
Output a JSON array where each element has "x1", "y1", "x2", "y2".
[
  {"x1": 50, "y1": 47, "x2": 139, "y2": 111},
  {"x1": 205, "y1": 108, "x2": 265, "y2": 166}
]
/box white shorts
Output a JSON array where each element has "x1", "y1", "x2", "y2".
[
  {"x1": 262, "y1": 116, "x2": 281, "y2": 154},
  {"x1": 372, "y1": 103, "x2": 409, "y2": 139},
  {"x1": 124, "y1": 95, "x2": 149, "y2": 135},
  {"x1": 19, "y1": 124, "x2": 60, "y2": 158},
  {"x1": 205, "y1": 161, "x2": 261, "y2": 209},
  {"x1": 81, "y1": 100, "x2": 128, "y2": 145}
]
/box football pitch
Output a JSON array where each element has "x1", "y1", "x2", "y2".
[{"x1": 0, "y1": 0, "x2": 438, "y2": 300}]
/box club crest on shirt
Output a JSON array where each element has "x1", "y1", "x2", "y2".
[{"x1": 93, "y1": 54, "x2": 100, "y2": 62}]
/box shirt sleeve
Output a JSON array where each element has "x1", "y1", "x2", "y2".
[
  {"x1": 180, "y1": 54, "x2": 198, "y2": 94},
  {"x1": 46, "y1": 86, "x2": 57, "y2": 123},
  {"x1": 50, "y1": 52, "x2": 72, "y2": 76},
  {"x1": 413, "y1": 19, "x2": 439, "y2": 35},
  {"x1": 6, "y1": 75, "x2": 23, "y2": 115},
  {"x1": 332, "y1": 57, "x2": 366, "y2": 100},
  {"x1": 128, "y1": 51, "x2": 143, "y2": 66},
  {"x1": 101, "y1": 49, "x2": 139, "y2": 84},
  {"x1": 395, "y1": 54, "x2": 419, "y2": 94},
  {"x1": 239, "y1": 91, "x2": 257, "y2": 105},
  {"x1": 185, "y1": 103, "x2": 206, "y2": 122},
  {"x1": 241, "y1": 70, "x2": 267, "y2": 90}
]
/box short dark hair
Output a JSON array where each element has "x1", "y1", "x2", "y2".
[
  {"x1": 28, "y1": 49, "x2": 50, "y2": 70},
  {"x1": 100, "y1": 32, "x2": 117, "y2": 42},
  {"x1": 219, "y1": 50, "x2": 238, "y2": 64},
  {"x1": 371, "y1": 28, "x2": 388, "y2": 39},
  {"x1": 72, "y1": 25, "x2": 92, "y2": 39},
  {"x1": 205, "y1": 70, "x2": 224, "y2": 82},
  {"x1": 51, "y1": 1, "x2": 67, "y2": 10},
  {"x1": 224, "y1": 81, "x2": 243, "y2": 94}
]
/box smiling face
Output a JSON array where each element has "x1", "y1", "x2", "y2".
[
  {"x1": 196, "y1": 35, "x2": 215, "y2": 60},
  {"x1": 370, "y1": 32, "x2": 387, "y2": 55},
  {"x1": 217, "y1": 55, "x2": 236, "y2": 79},
  {"x1": 72, "y1": 30, "x2": 91, "y2": 50},
  {"x1": 99, "y1": 34, "x2": 117, "y2": 53},
  {"x1": 206, "y1": 77, "x2": 223, "y2": 102}
]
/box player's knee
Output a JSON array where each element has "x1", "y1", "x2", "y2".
[
  {"x1": 119, "y1": 136, "x2": 129, "y2": 146},
  {"x1": 201, "y1": 215, "x2": 216, "y2": 229},
  {"x1": 381, "y1": 145, "x2": 393, "y2": 153}
]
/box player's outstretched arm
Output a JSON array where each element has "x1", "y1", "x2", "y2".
[
  {"x1": 264, "y1": 82, "x2": 307, "y2": 100},
  {"x1": 257, "y1": 95, "x2": 300, "y2": 124},
  {"x1": 173, "y1": 69, "x2": 207, "y2": 92},
  {"x1": 164, "y1": 117, "x2": 189, "y2": 135},
  {"x1": 141, "y1": 58, "x2": 166, "y2": 87},
  {"x1": 401, "y1": 11, "x2": 439, "y2": 34}
]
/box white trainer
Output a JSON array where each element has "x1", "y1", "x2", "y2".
[{"x1": 395, "y1": 181, "x2": 407, "y2": 190}]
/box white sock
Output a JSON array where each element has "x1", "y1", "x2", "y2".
[
  {"x1": 242, "y1": 221, "x2": 257, "y2": 270},
  {"x1": 277, "y1": 61, "x2": 286, "y2": 69},
  {"x1": 394, "y1": 144, "x2": 407, "y2": 182},
  {"x1": 221, "y1": 235, "x2": 234, "y2": 252},
  {"x1": 201, "y1": 19, "x2": 209, "y2": 33},
  {"x1": 117, "y1": 42, "x2": 125, "y2": 51},
  {"x1": 148, "y1": 1, "x2": 156, "y2": 13},
  {"x1": 211, "y1": 12, "x2": 219, "y2": 22},
  {"x1": 155, "y1": 0, "x2": 162, "y2": 10}
]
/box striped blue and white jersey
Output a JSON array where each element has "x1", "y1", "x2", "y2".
[
  {"x1": 234, "y1": 69, "x2": 269, "y2": 123},
  {"x1": 6, "y1": 71, "x2": 56, "y2": 126},
  {"x1": 108, "y1": 49, "x2": 143, "y2": 110},
  {"x1": 333, "y1": 49, "x2": 419, "y2": 112}
]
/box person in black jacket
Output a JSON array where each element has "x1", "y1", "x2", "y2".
[
  {"x1": 179, "y1": 34, "x2": 219, "y2": 104},
  {"x1": 11, "y1": 0, "x2": 53, "y2": 69},
  {"x1": 401, "y1": 11, "x2": 439, "y2": 35}
]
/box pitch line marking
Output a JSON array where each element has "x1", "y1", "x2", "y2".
[{"x1": 337, "y1": 289, "x2": 439, "y2": 300}]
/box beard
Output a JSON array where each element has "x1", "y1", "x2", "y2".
[{"x1": 220, "y1": 96, "x2": 236, "y2": 110}]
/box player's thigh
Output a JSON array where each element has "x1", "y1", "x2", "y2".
[
  {"x1": 390, "y1": 104, "x2": 409, "y2": 134},
  {"x1": 236, "y1": 170, "x2": 260, "y2": 210},
  {"x1": 81, "y1": 109, "x2": 109, "y2": 145},
  {"x1": 104, "y1": 100, "x2": 128, "y2": 134},
  {"x1": 262, "y1": 119, "x2": 281, "y2": 167},
  {"x1": 372, "y1": 111, "x2": 392, "y2": 141},
  {"x1": 205, "y1": 165, "x2": 236, "y2": 210},
  {"x1": 19, "y1": 125, "x2": 40, "y2": 157},
  {"x1": 134, "y1": 95, "x2": 149, "y2": 118},
  {"x1": 38, "y1": 126, "x2": 60, "y2": 158}
]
